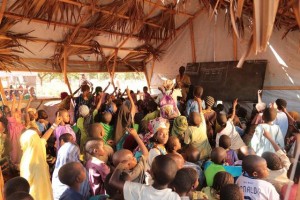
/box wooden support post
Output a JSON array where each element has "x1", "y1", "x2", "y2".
[
  {"x1": 144, "y1": 65, "x2": 151, "y2": 89},
  {"x1": 0, "y1": 0, "x2": 7, "y2": 24},
  {"x1": 0, "y1": 78, "x2": 7, "y2": 105},
  {"x1": 232, "y1": 26, "x2": 238, "y2": 60},
  {"x1": 63, "y1": 47, "x2": 72, "y2": 95},
  {"x1": 189, "y1": 21, "x2": 197, "y2": 62},
  {"x1": 149, "y1": 60, "x2": 155, "y2": 90}
]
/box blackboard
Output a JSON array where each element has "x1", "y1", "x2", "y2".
[{"x1": 185, "y1": 60, "x2": 267, "y2": 102}]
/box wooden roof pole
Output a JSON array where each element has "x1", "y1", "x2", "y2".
[
  {"x1": 63, "y1": 46, "x2": 72, "y2": 95},
  {"x1": 3, "y1": 12, "x2": 153, "y2": 41},
  {"x1": 0, "y1": 0, "x2": 7, "y2": 24},
  {"x1": 189, "y1": 21, "x2": 196, "y2": 62},
  {"x1": 105, "y1": 5, "x2": 157, "y2": 68},
  {"x1": 144, "y1": 6, "x2": 206, "y2": 63},
  {"x1": 0, "y1": 78, "x2": 7, "y2": 105},
  {"x1": 58, "y1": 0, "x2": 161, "y2": 28}
]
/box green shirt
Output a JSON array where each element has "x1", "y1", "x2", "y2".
[{"x1": 204, "y1": 162, "x2": 225, "y2": 186}]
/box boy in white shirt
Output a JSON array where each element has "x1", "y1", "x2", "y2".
[
  {"x1": 236, "y1": 155, "x2": 280, "y2": 200},
  {"x1": 251, "y1": 108, "x2": 284, "y2": 156},
  {"x1": 216, "y1": 99, "x2": 245, "y2": 150},
  {"x1": 109, "y1": 155, "x2": 180, "y2": 200},
  {"x1": 261, "y1": 129, "x2": 292, "y2": 192}
]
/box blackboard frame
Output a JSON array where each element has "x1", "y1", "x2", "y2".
[{"x1": 185, "y1": 60, "x2": 267, "y2": 102}]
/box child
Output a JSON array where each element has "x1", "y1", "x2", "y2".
[
  {"x1": 85, "y1": 138, "x2": 110, "y2": 196},
  {"x1": 166, "y1": 153, "x2": 185, "y2": 169},
  {"x1": 216, "y1": 99, "x2": 245, "y2": 150},
  {"x1": 59, "y1": 162, "x2": 86, "y2": 200},
  {"x1": 143, "y1": 86, "x2": 152, "y2": 103},
  {"x1": 7, "y1": 93, "x2": 25, "y2": 165},
  {"x1": 99, "y1": 112, "x2": 114, "y2": 145},
  {"x1": 36, "y1": 109, "x2": 51, "y2": 134},
  {"x1": 236, "y1": 155, "x2": 280, "y2": 200},
  {"x1": 171, "y1": 168, "x2": 195, "y2": 199},
  {"x1": 202, "y1": 171, "x2": 234, "y2": 200},
  {"x1": 74, "y1": 84, "x2": 93, "y2": 121},
  {"x1": 59, "y1": 133, "x2": 74, "y2": 147},
  {"x1": 219, "y1": 135, "x2": 238, "y2": 165},
  {"x1": 204, "y1": 147, "x2": 227, "y2": 186},
  {"x1": 203, "y1": 96, "x2": 216, "y2": 146},
  {"x1": 185, "y1": 86, "x2": 203, "y2": 117},
  {"x1": 251, "y1": 107, "x2": 284, "y2": 156},
  {"x1": 171, "y1": 116, "x2": 188, "y2": 140},
  {"x1": 234, "y1": 146, "x2": 255, "y2": 166},
  {"x1": 185, "y1": 99, "x2": 212, "y2": 160},
  {"x1": 280, "y1": 162, "x2": 300, "y2": 200},
  {"x1": 109, "y1": 155, "x2": 180, "y2": 200},
  {"x1": 261, "y1": 129, "x2": 291, "y2": 192},
  {"x1": 166, "y1": 136, "x2": 182, "y2": 154},
  {"x1": 4, "y1": 176, "x2": 30, "y2": 199},
  {"x1": 219, "y1": 184, "x2": 243, "y2": 200},
  {"x1": 54, "y1": 109, "x2": 76, "y2": 150},
  {"x1": 147, "y1": 118, "x2": 169, "y2": 167},
  {"x1": 112, "y1": 128, "x2": 148, "y2": 183},
  {"x1": 274, "y1": 98, "x2": 289, "y2": 139}
]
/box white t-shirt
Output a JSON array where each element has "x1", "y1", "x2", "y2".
[
  {"x1": 251, "y1": 123, "x2": 284, "y2": 156},
  {"x1": 274, "y1": 111, "x2": 288, "y2": 138},
  {"x1": 216, "y1": 120, "x2": 245, "y2": 150},
  {"x1": 236, "y1": 175, "x2": 280, "y2": 200},
  {"x1": 123, "y1": 181, "x2": 181, "y2": 200}
]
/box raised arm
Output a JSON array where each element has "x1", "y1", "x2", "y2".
[
  {"x1": 103, "y1": 82, "x2": 110, "y2": 93},
  {"x1": 41, "y1": 113, "x2": 62, "y2": 141},
  {"x1": 17, "y1": 94, "x2": 23, "y2": 112},
  {"x1": 282, "y1": 107, "x2": 295, "y2": 124},
  {"x1": 109, "y1": 163, "x2": 127, "y2": 191},
  {"x1": 95, "y1": 92, "x2": 104, "y2": 111},
  {"x1": 25, "y1": 96, "x2": 33, "y2": 126},
  {"x1": 257, "y1": 90, "x2": 263, "y2": 103},
  {"x1": 194, "y1": 97, "x2": 203, "y2": 113},
  {"x1": 229, "y1": 98, "x2": 238, "y2": 121},
  {"x1": 127, "y1": 128, "x2": 149, "y2": 158},
  {"x1": 126, "y1": 87, "x2": 136, "y2": 120},
  {"x1": 11, "y1": 94, "x2": 16, "y2": 115}
]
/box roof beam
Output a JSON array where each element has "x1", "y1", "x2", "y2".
[
  {"x1": 143, "y1": 0, "x2": 193, "y2": 17},
  {"x1": 145, "y1": 6, "x2": 206, "y2": 63},
  {"x1": 58, "y1": 0, "x2": 161, "y2": 28},
  {"x1": 0, "y1": 0, "x2": 7, "y2": 24},
  {"x1": 3, "y1": 12, "x2": 154, "y2": 41},
  {"x1": 0, "y1": 34, "x2": 148, "y2": 53}
]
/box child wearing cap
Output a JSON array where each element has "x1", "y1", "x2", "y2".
[{"x1": 203, "y1": 96, "x2": 216, "y2": 146}]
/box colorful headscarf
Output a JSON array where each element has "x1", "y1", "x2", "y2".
[
  {"x1": 148, "y1": 117, "x2": 169, "y2": 134},
  {"x1": 171, "y1": 116, "x2": 188, "y2": 138}
]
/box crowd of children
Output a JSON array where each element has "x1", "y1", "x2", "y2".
[{"x1": 0, "y1": 67, "x2": 299, "y2": 200}]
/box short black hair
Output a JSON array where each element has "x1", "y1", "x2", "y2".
[
  {"x1": 216, "y1": 111, "x2": 227, "y2": 128},
  {"x1": 212, "y1": 172, "x2": 234, "y2": 193},
  {"x1": 58, "y1": 162, "x2": 84, "y2": 186},
  {"x1": 171, "y1": 168, "x2": 193, "y2": 194},
  {"x1": 211, "y1": 147, "x2": 226, "y2": 165},
  {"x1": 6, "y1": 192, "x2": 33, "y2": 200},
  {"x1": 220, "y1": 184, "x2": 243, "y2": 200},
  {"x1": 219, "y1": 135, "x2": 231, "y2": 149},
  {"x1": 4, "y1": 177, "x2": 30, "y2": 198},
  {"x1": 165, "y1": 135, "x2": 180, "y2": 153},
  {"x1": 59, "y1": 133, "x2": 73, "y2": 143},
  {"x1": 242, "y1": 155, "x2": 265, "y2": 176},
  {"x1": 151, "y1": 155, "x2": 178, "y2": 186},
  {"x1": 37, "y1": 109, "x2": 48, "y2": 120},
  {"x1": 193, "y1": 86, "x2": 203, "y2": 98},
  {"x1": 275, "y1": 99, "x2": 287, "y2": 110},
  {"x1": 237, "y1": 146, "x2": 255, "y2": 161},
  {"x1": 262, "y1": 107, "x2": 277, "y2": 122},
  {"x1": 262, "y1": 151, "x2": 282, "y2": 170}
]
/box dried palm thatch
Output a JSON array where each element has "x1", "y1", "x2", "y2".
[
  {"x1": 88, "y1": 0, "x2": 145, "y2": 34},
  {"x1": 122, "y1": 44, "x2": 164, "y2": 62},
  {"x1": 138, "y1": 5, "x2": 176, "y2": 43},
  {"x1": 8, "y1": 0, "x2": 82, "y2": 24},
  {"x1": 0, "y1": 18, "x2": 35, "y2": 71}
]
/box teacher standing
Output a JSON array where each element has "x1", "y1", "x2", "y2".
[{"x1": 176, "y1": 66, "x2": 191, "y2": 101}]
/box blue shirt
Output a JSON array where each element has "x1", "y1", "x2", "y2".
[
  {"x1": 185, "y1": 99, "x2": 199, "y2": 117},
  {"x1": 60, "y1": 188, "x2": 83, "y2": 200}
]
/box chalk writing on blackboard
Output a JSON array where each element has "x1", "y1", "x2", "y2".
[
  {"x1": 199, "y1": 66, "x2": 227, "y2": 83},
  {"x1": 186, "y1": 63, "x2": 199, "y2": 75}
]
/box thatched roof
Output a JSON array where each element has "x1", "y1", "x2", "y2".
[{"x1": 0, "y1": 0, "x2": 299, "y2": 74}]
